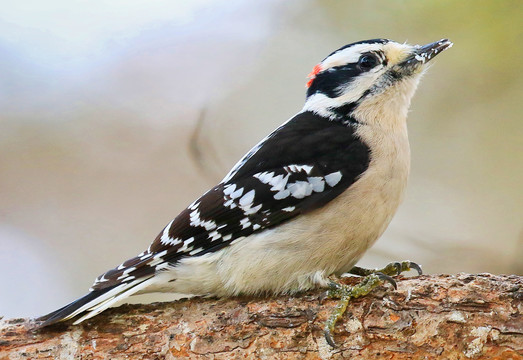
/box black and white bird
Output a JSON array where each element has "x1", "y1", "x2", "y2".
[{"x1": 38, "y1": 38, "x2": 452, "y2": 328}]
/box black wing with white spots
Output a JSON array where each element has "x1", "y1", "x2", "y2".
[{"x1": 91, "y1": 111, "x2": 370, "y2": 290}]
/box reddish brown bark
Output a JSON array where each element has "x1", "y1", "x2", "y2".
[{"x1": 1, "y1": 274, "x2": 522, "y2": 359}]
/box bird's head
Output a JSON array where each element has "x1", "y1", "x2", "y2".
[{"x1": 303, "y1": 39, "x2": 452, "y2": 127}]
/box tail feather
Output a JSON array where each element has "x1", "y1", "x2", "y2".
[
  {"x1": 71, "y1": 275, "x2": 156, "y2": 324},
  {"x1": 37, "y1": 276, "x2": 154, "y2": 327},
  {"x1": 37, "y1": 286, "x2": 117, "y2": 326}
]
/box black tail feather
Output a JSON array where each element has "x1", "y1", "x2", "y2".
[{"x1": 37, "y1": 285, "x2": 117, "y2": 327}]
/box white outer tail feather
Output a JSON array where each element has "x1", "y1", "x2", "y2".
[{"x1": 65, "y1": 276, "x2": 155, "y2": 324}]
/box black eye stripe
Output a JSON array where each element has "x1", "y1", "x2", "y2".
[
  {"x1": 306, "y1": 65, "x2": 360, "y2": 98},
  {"x1": 329, "y1": 64, "x2": 358, "y2": 72},
  {"x1": 306, "y1": 51, "x2": 387, "y2": 98}
]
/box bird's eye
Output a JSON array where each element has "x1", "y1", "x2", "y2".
[{"x1": 358, "y1": 54, "x2": 379, "y2": 70}]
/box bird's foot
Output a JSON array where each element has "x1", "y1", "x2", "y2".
[
  {"x1": 349, "y1": 260, "x2": 422, "y2": 277},
  {"x1": 322, "y1": 272, "x2": 396, "y2": 347},
  {"x1": 322, "y1": 261, "x2": 422, "y2": 347}
]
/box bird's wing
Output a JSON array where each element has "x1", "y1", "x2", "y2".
[{"x1": 91, "y1": 111, "x2": 370, "y2": 291}]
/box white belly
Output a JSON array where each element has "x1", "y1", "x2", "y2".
[{"x1": 163, "y1": 123, "x2": 410, "y2": 297}]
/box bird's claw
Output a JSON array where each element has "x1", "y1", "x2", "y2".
[
  {"x1": 376, "y1": 272, "x2": 397, "y2": 290},
  {"x1": 324, "y1": 327, "x2": 338, "y2": 347},
  {"x1": 394, "y1": 260, "x2": 423, "y2": 276},
  {"x1": 409, "y1": 261, "x2": 423, "y2": 275}
]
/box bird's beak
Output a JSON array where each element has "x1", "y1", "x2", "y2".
[
  {"x1": 414, "y1": 39, "x2": 453, "y2": 63},
  {"x1": 400, "y1": 39, "x2": 453, "y2": 71}
]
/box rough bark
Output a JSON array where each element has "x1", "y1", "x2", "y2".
[{"x1": 0, "y1": 274, "x2": 521, "y2": 360}]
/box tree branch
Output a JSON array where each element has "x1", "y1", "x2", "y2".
[{"x1": 1, "y1": 274, "x2": 521, "y2": 359}]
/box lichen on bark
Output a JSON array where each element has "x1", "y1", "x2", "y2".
[{"x1": 1, "y1": 274, "x2": 521, "y2": 359}]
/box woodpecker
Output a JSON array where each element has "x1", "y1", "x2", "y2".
[{"x1": 38, "y1": 39, "x2": 452, "y2": 340}]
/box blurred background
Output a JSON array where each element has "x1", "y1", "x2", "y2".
[{"x1": 1, "y1": 0, "x2": 521, "y2": 319}]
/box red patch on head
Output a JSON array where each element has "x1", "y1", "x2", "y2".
[{"x1": 306, "y1": 64, "x2": 322, "y2": 88}]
